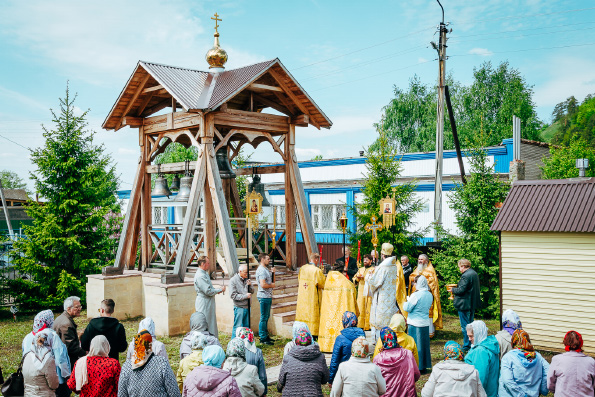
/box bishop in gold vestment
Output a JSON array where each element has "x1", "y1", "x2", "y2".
[
  {"x1": 409, "y1": 254, "x2": 443, "y2": 333},
  {"x1": 318, "y1": 268, "x2": 359, "y2": 352},
  {"x1": 295, "y1": 256, "x2": 326, "y2": 336},
  {"x1": 354, "y1": 255, "x2": 374, "y2": 330}
]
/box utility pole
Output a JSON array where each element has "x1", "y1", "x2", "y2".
[
  {"x1": 433, "y1": 0, "x2": 448, "y2": 241},
  {"x1": 0, "y1": 180, "x2": 14, "y2": 239}
]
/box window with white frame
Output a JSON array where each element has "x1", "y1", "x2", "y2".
[
  {"x1": 312, "y1": 204, "x2": 346, "y2": 232},
  {"x1": 152, "y1": 206, "x2": 169, "y2": 224}
]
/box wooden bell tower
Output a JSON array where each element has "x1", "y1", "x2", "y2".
[{"x1": 101, "y1": 16, "x2": 332, "y2": 283}]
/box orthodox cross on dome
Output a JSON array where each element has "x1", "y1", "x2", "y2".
[{"x1": 211, "y1": 13, "x2": 222, "y2": 35}]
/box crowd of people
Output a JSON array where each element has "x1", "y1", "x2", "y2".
[{"x1": 13, "y1": 245, "x2": 595, "y2": 397}]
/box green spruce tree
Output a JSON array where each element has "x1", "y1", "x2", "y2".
[{"x1": 11, "y1": 87, "x2": 120, "y2": 308}]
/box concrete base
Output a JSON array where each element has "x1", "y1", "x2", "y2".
[{"x1": 86, "y1": 270, "x2": 280, "y2": 337}]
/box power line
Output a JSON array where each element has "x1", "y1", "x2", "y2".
[{"x1": 0, "y1": 133, "x2": 29, "y2": 150}]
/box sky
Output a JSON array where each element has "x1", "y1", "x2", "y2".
[{"x1": 0, "y1": 0, "x2": 594, "y2": 191}]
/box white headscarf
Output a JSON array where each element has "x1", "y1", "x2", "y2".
[
  {"x1": 138, "y1": 317, "x2": 156, "y2": 336},
  {"x1": 30, "y1": 329, "x2": 53, "y2": 370},
  {"x1": 191, "y1": 332, "x2": 207, "y2": 351},
  {"x1": 469, "y1": 320, "x2": 488, "y2": 347},
  {"x1": 415, "y1": 275, "x2": 429, "y2": 292},
  {"x1": 74, "y1": 335, "x2": 110, "y2": 391}
]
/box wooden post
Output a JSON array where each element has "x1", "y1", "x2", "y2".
[
  {"x1": 204, "y1": 183, "x2": 217, "y2": 274},
  {"x1": 284, "y1": 130, "x2": 296, "y2": 270},
  {"x1": 230, "y1": 178, "x2": 246, "y2": 248},
  {"x1": 140, "y1": 131, "x2": 153, "y2": 271},
  {"x1": 288, "y1": 124, "x2": 318, "y2": 260}
]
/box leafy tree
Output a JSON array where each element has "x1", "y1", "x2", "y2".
[
  {"x1": 375, "y1": 61, "x2": 543, "y2": 152},
  {"x1": 350, "y1": 132, "x2": 425, "y2": 259},
  {"x1": 10, "y1": 87, "x2": 120, "y2": 308},
  {"x1": 0, "y1": 170, "x2": 31, "y2": 195},
  {"x1": 431, "y1": 147, "x2": 510, "y2": 319},
  {"x1": 551, "y1": 94, "x2": 595, "y2": 148},
  {"x1": 541, "y1": 138, "x2": 595, "y2": 179}
]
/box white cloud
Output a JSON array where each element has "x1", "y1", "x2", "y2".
[
  {"x1": 418, "y1": 57, "x2": 429, "y2": 63},
  {"x1": 468, "y1": 48, "x2": 494, "y2": 57},
  {"x1": 0, "y1": 0, "x2": 265, "y2": 84},
  {"x1": 294, "y1": 148, "x2": 322, "y2": 160}
]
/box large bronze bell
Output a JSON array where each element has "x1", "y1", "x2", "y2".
[
  {"x1": 249, "y1": 174, "x2": 270, "y2": 207},
  {"x1": 152, "y1": 164, "x2": 172, "y2": 197},
  {"x1": 170, "y1": 175, "x2": 181, "y2": 191},
  {"x1": 175, "y1": 161, "x2": 192, "y2": 202},
  {"x1": 215, "y1": 148, "x2": 236, "y2": 179}
]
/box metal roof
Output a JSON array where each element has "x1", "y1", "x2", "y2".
[{"x1": 491, "y1": 177, "x2": 595, "y2": 232}]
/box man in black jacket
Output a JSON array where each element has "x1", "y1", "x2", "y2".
[
  {"x1": 80, "y1": 299, "x2": 128, "y2": 360},
  {"x1": 451, "y1": 258, "x2": 481, "y2": 352},
  {"x1": 335, "y1": 247, "x2": 358, "y2": 282}
]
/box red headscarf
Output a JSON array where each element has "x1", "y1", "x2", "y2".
[{"x1": 563, "y1": 330, "x2": 583, "y2": 352}]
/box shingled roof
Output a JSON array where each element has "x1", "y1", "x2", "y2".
[
  {"x1": 102, "y1": 58, "x2": 331, "y2": 131},
  {"x1": 491, "y1": 177, "x2": 595, "y2": 232}
]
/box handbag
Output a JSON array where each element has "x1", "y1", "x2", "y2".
[{"x1": 1, "y1": 352, "x2": 27, "y2": 396}]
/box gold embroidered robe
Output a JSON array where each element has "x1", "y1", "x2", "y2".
[
  {"x1": 295, "y1": 264, "x2": 326, "y2": 335},
  {"x1": 318, "y1": 271, "x2": 359, "y2": 352},
  {"x1": 409, "y1": 263, "x2": 443, "y2": 330},
  {"x1": 354, "y1": 265, "x2": 374, "y2": 330}
]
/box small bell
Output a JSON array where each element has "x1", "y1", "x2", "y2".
[
  {"x1": 152, "y1": 164, "x2": 172, "y2": 197},
  {"x1": 215, "y1": 148, "x2": 236, "y2": 179},
  {"x1": 249, "y1": 174, "x2": 270, "y2": 207},
  {"x1": 175, "y1": 161, "x2": 192, "y2": 202},
  {"x1": 170, "y1": 175, "x2": 181, "y2": 191}
]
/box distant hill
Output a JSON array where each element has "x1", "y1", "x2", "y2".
[{"x1": 540, "y1": 120, "x2": 561, "y2": 143}]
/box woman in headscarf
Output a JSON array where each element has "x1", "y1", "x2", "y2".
[
  {"x1": 499, "y1": 329, "x2": 549, "y2": 397},
  {"x1": 402, "y1": 275, "x2": 433, "y2": 373},
  {"x1": 372, "y1": 327, "x2": 419, "y2": 397},
  {"x1": 283, "y1": 321, "x2": 318, "y2": 356},
  {"x1": 126, "y1": 317, "x2": 168, "y2": 361},
  {"x1": 547, "y1": 330, "x2": 595, "y2": 397},
  {"x1": 495, "y1": 309, "x2": 522, "y2": 359},
  {"x1": 22, "y1": 330, "x2": 60, "y2": 396},
  {"x1": 118, "y1": 330, "x2": 180, "y2": 397},
  {"x1": 183, "y1": 345, "x2": 241, "y2": 396},
  {"x1": 67, "y1": 335, "x2": 120, "y2": 397},
  {"x1": 372, "y1": 313, "x2": 418, "y2": 364},
  {"x1": 177, "y1": 332, "x2": 207, "y2": 392},
  {"x1": 421, "y1": 341, "x2": 487, "y2": 397},
  {"x1": 277, "y1": 330, "x2": 329, "y2": 396},
  {"x1": 22, "y1": 310, "x2": 71, "y2": 388},
  {"x1": 330, "y1": 337, "x2": 386, "y2": 397},
  {"x1": 236, "y1": 327, "x2": 267, "y2": 390},
  {"x1": 464, "y1": 320, "x2": 500, "y2": 397},
  {"x1": 180, "y1": 311, "x2": 221, "y2": 359},
  {"x1": 223, "y1": 338, "x2": 265, "y2": 397},
  {"x1": 328, "y1": 311, "x2": 365, "y2": 385}
]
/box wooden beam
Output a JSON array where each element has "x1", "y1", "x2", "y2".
[
  {"x1": 122, "y1": 116, "x2": 143, "y2": 127},
  {"x1": 284, "y1": 133, "x2": 296, "y2": 271},
  {"x1": 252, "y1": 92, "x2": 293, "y2": 117},
  {"x1": 234, "y1": 164, "x2": 285, "y2": 175},
  {"x1": 171, "y1": 147, "x2": 207, "y2": 282},
  {"x1": 143, "y1": 112, "x2": 202, "y2": 135},
  {"x1": 291, "y1": 114, "x2": 309, "y2": 127},
  {"x1": 143, "y1": 84, "x2": 163, "y2": 93},
  {"x1": 140, "y1": 133, "x2": 153, "y2": 271},
  {"x1": 117, "y1": 73, "x2": 151, "y2": 130},
  {"x1": 204, "y1": 181, "x2": 217, "y2": 274},
  {"x1": 230, "y1": 178, "x2": 246, "y2": 248},
  {"x1": 136, "y1": 92, "x2": 154, "y2": 116},
  {"x1": 142, "y1": 98, "x2": 170, "y2": 118},
  {"x1": 213, "y1": 108, "x2": 289, "y2": 133},
  {"x1": 267, "y1": 68, "x2": 321, "y2": 129},
  {"x1": 249, "y1": 83, "x2": 284, "y2": 93}
]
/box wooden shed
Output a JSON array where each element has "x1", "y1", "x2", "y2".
[{"x1": 491, "y1": 177, "x2": 595, "y2": 353}]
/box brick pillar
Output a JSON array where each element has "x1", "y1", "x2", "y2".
[{"x1": 509, "y1": 159, "x2": 526, "y2": 181}]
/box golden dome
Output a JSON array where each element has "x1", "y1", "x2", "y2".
[{"x1": 206, "y1": 33, "x2": 228, "y2": 69}]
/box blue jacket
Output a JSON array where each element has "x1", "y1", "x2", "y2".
[
  {"x1": 499, "y1": 349, "x2": 549, "y2": 397},
  {"x1": 464, "y1": 335, "x2": 500, "y2": 397},
  {"x1": 329, "y1": 327, "x2": 365, "y2": 383}
]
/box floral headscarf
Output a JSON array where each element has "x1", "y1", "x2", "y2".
[
  {"x1": 502, "y1": 309, "x2": 522, "y2": 336},
  {"x1": 236, "y1": 327, "x2": 257, "y2": 354},
  {"x1": 342, "y1": 311, "x2": 358, "y2": 329},
  {"x1": 226, "y1": 338, "x2": 246, "y2": 361},
  {"x1": 191, "y1": 332, "x2": 207, "y2": 351},
  {"x1": 444, "y1": 341, "x2": 464, "y2": 361},
  {"x1": 351, "y1": 337, "x2": 369, "y2": 358},
  {"x1": 33, "y1": 310, "x2": 54, "y2": 335},
  {"x1": 380, "y1": 327, "x2": 400, "y2": 350},
  {"x1": 564, "y1": 330, "x2": 583, "y2": 352},
  {"x1": 295, "y1": 330, "x2": 312, "y2": 346},
  {"x1": 132, "y1": 329, "x2": 153, "y2": 370},
  {"x1": 292, "y1": 321, "x2": 311, "y2": 340},
  {"x1": 512, "y1": 329, "x2": 536, "y2": 361},
  {"x1": 203, "y1": 345, "x2": 226, "y2": 368}
]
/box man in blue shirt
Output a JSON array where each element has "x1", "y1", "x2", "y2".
[{"x1": 255, "y1": 253, "x2": 275, "y2": 345}]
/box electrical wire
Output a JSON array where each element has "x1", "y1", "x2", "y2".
[{"x1": 0, "y1": 133, "x2": 29, "y2": 150}]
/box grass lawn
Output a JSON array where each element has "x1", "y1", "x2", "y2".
[{"x1": 0, "y1": 310, "x2": 556, "y2": 396}]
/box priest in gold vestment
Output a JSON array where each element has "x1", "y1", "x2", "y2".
[
  {"x1": 318, "y1": 263, "x2": 359, "y2": 352},
  {"x1": 408, "y1": 254, "x2": 443, "y2": 335},
  {"x1": 295, "y1": 253, "x2": 326, "y2": 336},
  {"x1": 353, "y1": 254, "x2": 374, "y2": 330}
]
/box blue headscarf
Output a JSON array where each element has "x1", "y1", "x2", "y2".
[
  {"x1": 342, "y1": 311, "x2": 358, "y2": 328},
  {"x1": 203, "y1": 345, "x2": 226, "y2": 368}
]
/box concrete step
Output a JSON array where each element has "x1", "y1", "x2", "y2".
[
  {"x1": 274, "y1": 283, "x2": 298, "y2": 295},
  {"x1": 271, "y1": 301, "x2": 296, "y2": 315},
  {"x1": 272, "y1": 292, "x2": 297, "y2": 305},
  {"x1": 273, "y1": 310, "x2": 295, "y2": 323}
]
